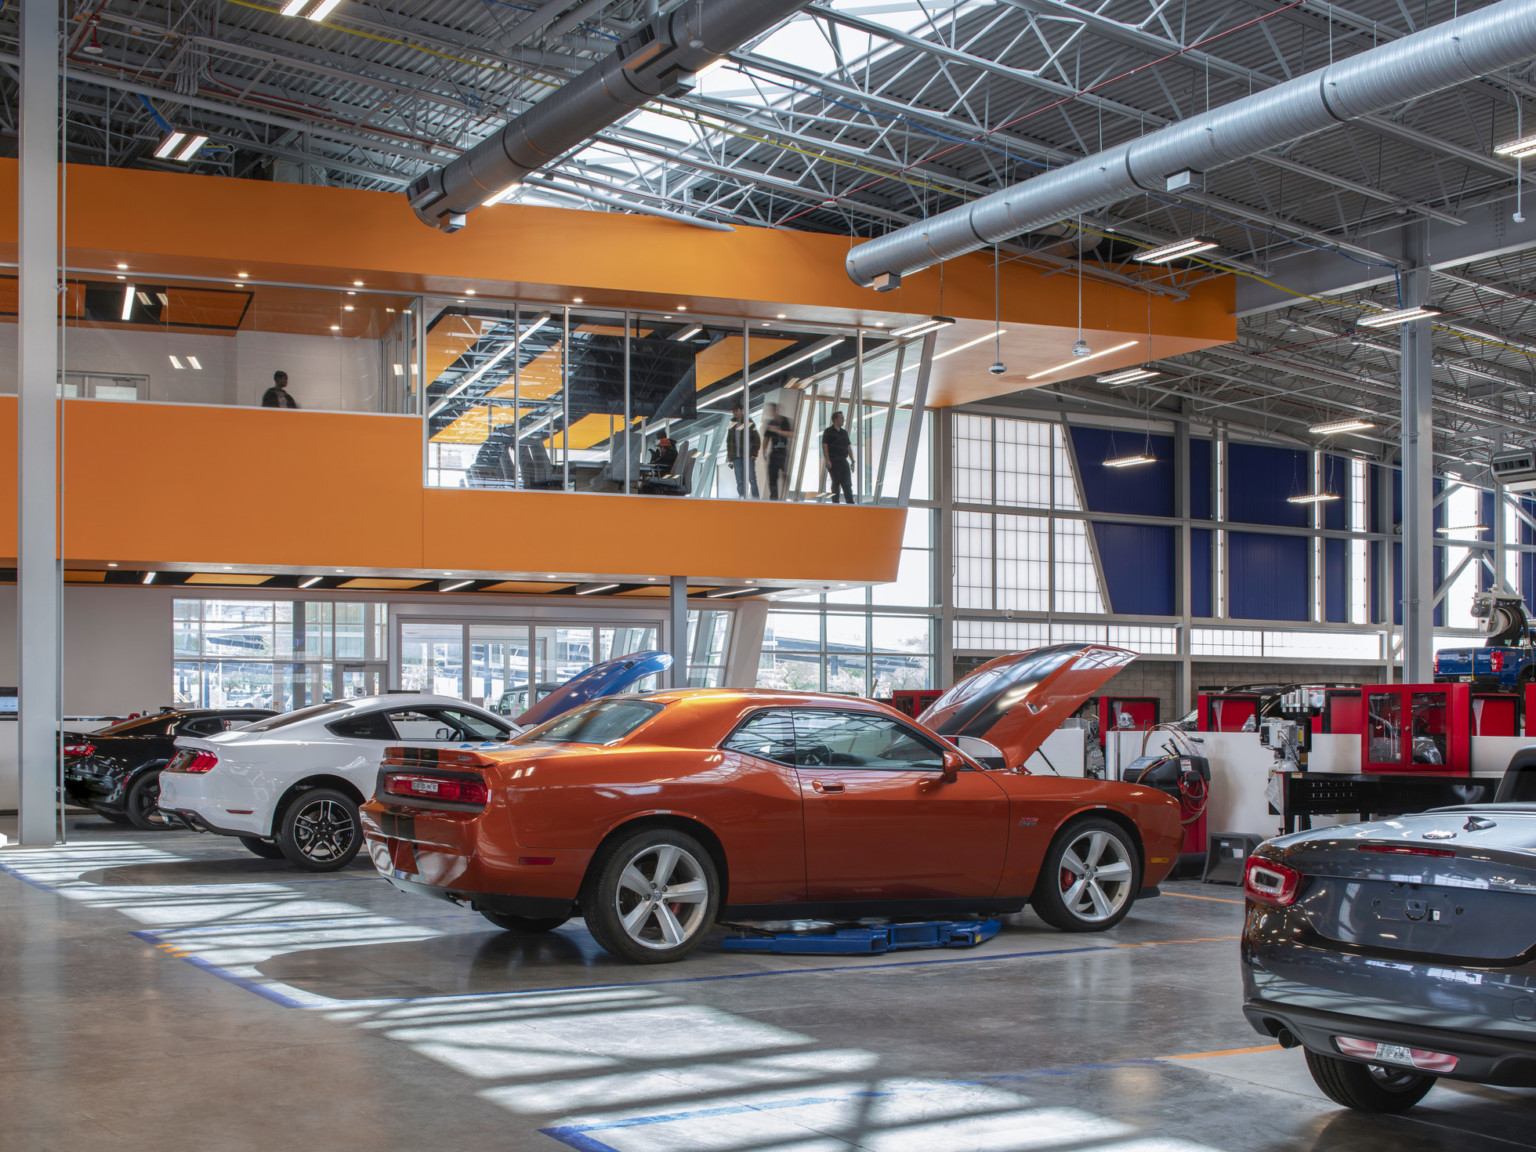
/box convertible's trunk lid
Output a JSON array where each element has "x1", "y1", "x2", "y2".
[
  {"x1": 1274, "y1": 807, "x2": 1536, "y2": 962},
  {"x1": 918, "y1": 643, "x2": 1136, "y2": 770}
]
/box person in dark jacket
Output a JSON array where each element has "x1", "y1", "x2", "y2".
[
  {"x1": 262, "y1": 370, "x2": 299, "y2": 409},
  {"x1": 650, "y1": 436, "x2": 678, "y2": 475},
  {"x1": 822, "y1": 410, "x2": 854, "y2": 504},
  {"x1": 726, "y1": 402, "x2": 760, "y2": 499},
  {"x1": 764, "y1": 402, "x2": 794, "y2": 500}
]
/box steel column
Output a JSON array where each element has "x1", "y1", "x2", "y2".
[
  {"x1": 17, "y1": 0, "x2": 60, "y2": 846},
  {"x1": 1401, "y1": 222, "x2": 1436, "y2": 682},
  {"x1": 669, "y1": 576, "x2": 688, "y2": 689}
]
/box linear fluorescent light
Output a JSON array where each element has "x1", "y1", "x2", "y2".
[
  {"x1": 1133, "y1": 237, "x2": 1218, "y2": 264},
  {"x1": 889, "y1": 316, "x2": 955, "y2": 339},
  {"x1": 1437, "y1": 524, "x2": 1489, "y2": 533},
  {"x1": 575, "y1": 583, "x2": 620, "y2": 596},
  {"x1": 1096, "y1": 367, "x2": 1158, "y2": 385},
  {"x1": 120, "y1": 284, "x2": 135, "y2": 321},
  {"x1": 1287, "y1": 493, "x2": 1342, "y2": 504},
  {"x1": 168, "y1": 355, "x2": 184, "y2": 370},
  {"x1": 441, "y1": 580, "x2": 474, "y2": 592},
  {"x1": 153, "y1": 132, "x2": 186, "y2": 159},
  {"x1": 707, "y1": 586, "x2": 760, "y2": 598},
  {"x1": 187, "y1": 356, "x2": 202, "y2": 370},
  {"x1": 299, "y1": 576, "x2": 323, "y2": 588},
  {"x1": 1358, "y1": 306, "x2": 1442, "y2": 328},
  {"x1": 757, "y1": 336, "x2": 844, "y2": 380},
  {"x1": 142, "y1": 572, "x2": 156, "y2": 584},
  {"x1": 429, "y1": 314, "x2": 549, "y2": 415},
  {"x1": 1026, "y1": 340, "x2": 1139, "y2": 381},
  {"x1": 305, "y1": 0, "x2": 344, "y2": 19},
  {"x1": 1308, "y1": 418, "x2": 1374, "y2": 435},
  {"x1": 279, "y1": 0, "x2": 309, "y2": 12},
  {"x1": 175, "y1": 135, "x2": 207, "y2": 162},
  {"x1": 1495, "y1": 133, "x2": 1536, "y2": 158},
  {"x1": 932, "y1": 330, "x2": 1005, "y2": 362},
  {"x1": 1103, "y1": 454, "x2": 1156, "y2": 468},
  {"x1": 673, "y1": 325, "x2": 703, "y2": 341}
]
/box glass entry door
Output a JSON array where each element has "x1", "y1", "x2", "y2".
[
  {"x1": 399, "y1": 623, "x2": 464, "y2": 697},
  {"x1": 336, "y1": 662, "x2": 387, "y2": 701},
  {"x1": 471, "y1": 625, "x2": 531, "y2": 715}
]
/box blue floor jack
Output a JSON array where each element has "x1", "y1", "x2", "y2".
[{"x1": 721, "y1": 919, "x2": 1000, "y2": 955}]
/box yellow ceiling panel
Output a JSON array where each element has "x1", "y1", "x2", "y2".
[
  {"x1": 616, "y1": 585, "x2": 710, "y2": 597},
  {"x1": 337, "y1": 578, "x2": 433, "y2": 590},
  {"x1": 480, "y1": 581, "x2": 576, "y2": 594},
  {"x1": 184, "y1": 573, "x2": 273, "y2": 585},
  {"x1": 64, "y1": 570, "x2": 106, "y2": 582}
]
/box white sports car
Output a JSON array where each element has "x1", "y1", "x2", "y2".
[{"x1": 158, "y1": 694, "x2": 517, "y2": 871}]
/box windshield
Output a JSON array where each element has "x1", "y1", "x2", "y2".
[
  {"x1": 97, "y1": 714, "x2": 175, "y2": 736},
  {"x1": 512, "y1": 699, "x2": 663, "y2": 746},
  {"x1": 241, "y1": 701, "x2": 349, "y2": 732}
]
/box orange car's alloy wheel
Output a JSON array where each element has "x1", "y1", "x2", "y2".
[{"x1": 615, "y1": 843, "x2": 711, "y2": 950}]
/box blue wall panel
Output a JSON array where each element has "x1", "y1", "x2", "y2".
[
  {"x1": 1191, "y1": 529, "x2": 1212, "y2": 617},
  {"x1": 1069, "y1": 427, "x2": 1175, "y2": 517},
  {"x1": 1325, "y1": 538, "x2": 1346, "y2": 623},
  {"x1": 1229, "y1": 531, "x2": 1309, "y2": 621},
  {"x1": 1323, "y1": 454, "x2": 1347, "y2": 531},
  {"x1": 1227, "y1": 443, "x2": 1310, "y2": 527},
  {"x1": 1393, "y1": 542, "x2": 1402, "y2": 626},
  {"x1": 1190, "y1": 438, "x2": 1212, "y2": 520},
  {"x1": 1092, "y1": 523, "x2": 1176, "y2": 616}
]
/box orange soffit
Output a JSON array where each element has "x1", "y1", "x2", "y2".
[{"x1": 0, "y1": 399, "x2": 904, "y2": 584}]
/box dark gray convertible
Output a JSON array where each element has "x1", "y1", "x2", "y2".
[{"x1": 1242, "y1": 805, "x2": 1536, "y2": 1112}]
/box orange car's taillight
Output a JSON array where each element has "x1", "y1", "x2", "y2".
[{"x1": 382, "y1": 772, "x2": 489, "y2": 806}]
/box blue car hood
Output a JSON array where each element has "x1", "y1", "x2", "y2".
[{"x1": 514, "y1": 650, "x2": 674, "y2": 728}]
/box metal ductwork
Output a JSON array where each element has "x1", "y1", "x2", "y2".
[
  {"x1": 408, "y1": 0, "x2": 811, "y2": 231},
  {"x1": 846, "y1": 0, "x2": 1536, "y2": 290}
]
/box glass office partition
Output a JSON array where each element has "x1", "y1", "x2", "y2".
[{"x1": 422, "y1": 301, "x2": 932, "y2": 504}]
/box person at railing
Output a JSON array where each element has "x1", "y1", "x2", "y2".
[
  {"x1": 727, "y1": 402, "x2": 760, "y2": 500},
  {"x1": 822, "y1": 409, "x2": 855, "y2": 504},
  {"x1": 764, "y1": 402, "x2": 793, "y2": 501},
  {"x1": 262, "y1": 370, "x2": 300, "y2": 409}
]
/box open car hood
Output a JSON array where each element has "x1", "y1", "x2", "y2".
[
  {"x1": 918, "y1": 644, "x2": 1137, "y2": 770},
  {"x1": 514, "y1": 650, "x2": 674, "y2": 728}
]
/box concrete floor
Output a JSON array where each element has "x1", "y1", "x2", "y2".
[{"x1": 3, "y1": 818, "x2": 1533, "y2": 1152}]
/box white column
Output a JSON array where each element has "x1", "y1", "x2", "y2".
[
  {"x1": 1400, "y1": 223, "x2": 1435, "y2": 683},
  {"x1": 16, "y1": 0, "x2": 60, "y2": 846}
]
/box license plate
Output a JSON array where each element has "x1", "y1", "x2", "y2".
[{"x1": 416, "y1": 780, "x2": 440, "y2": 793}]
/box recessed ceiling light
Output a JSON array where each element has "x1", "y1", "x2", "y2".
[
  {"x1": 116, "y1": 262, "x2": 128, "y2": 270},
  {"x1": 237, "y1": 272, "x2": 249, "y2": 278},
  {"x1": 116, "y1": 275, "x2": 125, "y2": 280},
  {"x1": 465, "y1": 288, "x2": 476, "y2": 295},
  {"x1": 353, "y1": 280, "x2": 363, "y2": 286},
  {"x1": 330, "y1": 324, "x2": 340, "y2": 330},
  {"x1": 335, "y1": 569, "x2": 344, "y2": 573},
  {"x1": 346, "y1": 290, "x2": 356, "y2": 296},
  {"x1": 107, "y1": 563, "x2": 117, "y2": 567},
  {"x1": 776, "y1": 313, "x2": 786, "y2": 319},
  {"x1": 677, "y1": 305, "x2": 688, "y2": 311},
  {"x1": 573, "y1": 297, "x2": 584, "y2": 304},
  {"x1": 343, "y1": 305, "x2": 354, "y2": 312},
  {"x1": 222, "y1": 566, "x2": 233, "y2": 570}
]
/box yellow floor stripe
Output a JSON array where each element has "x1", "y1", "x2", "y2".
[
  {"x1": 1164, "y1": 1044, "x2": 1283, "y2": 1060},
  {"x1": 1163, "y1": 890, "x2": 1246, "y2": 905}
]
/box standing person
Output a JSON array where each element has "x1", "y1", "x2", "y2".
[
  {"x1": 764, "y1": 402, "x2": 794, "y2": 501},
  {"x1": 726, "y1": 402, "x2": 760, "y2": 499},
  {"x1": 822, "y1": 409, "x2": 855, "y2": 504},
  {"x1": 262, "y1": 370, "x2": 299, "y2": 409}
]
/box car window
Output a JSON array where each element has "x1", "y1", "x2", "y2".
[
  {"x1": 722, "y1": 710, "x2": 796, "y2": 765},
  {"x1": 513, "y1": 699, "x2": 663, "y2": 746},
  {"x1": 436, "y1": 708, "x2": 511, "y2": 741},
  {"x1": 244, "y1": 701, "x2": 350, "y2": 732},
  {"x1": 792, "y1": 710, "x2": 945, "y2": 770},
  {"x1": 177, "y1": 717, "x2": 225, "y2": 736},
  {"x1": 384, "y1": 710, "x2": 453, "y2": 741},
  {"x1": 326, "y1": 712, "x2": 396, "y2": 740}
]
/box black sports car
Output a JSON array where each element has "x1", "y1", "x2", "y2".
[
  {"x1": 1242, "y1": 805, "x2": 1536, "y2": 1112},
  {"x1": 62, "y1": 708, "x2": 275, "y2": 828}
]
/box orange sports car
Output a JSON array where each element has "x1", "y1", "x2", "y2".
[{"x1": 360, "y1": 644, "x2": 1183, "y2": 963}]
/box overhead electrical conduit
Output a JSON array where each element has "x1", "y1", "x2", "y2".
[
  {"x1": 407, "y1": 0, "x2": 812, "y2": 231},
  {"x1": 845, "y1": 0, "x2": 1536, "y2": 290}
]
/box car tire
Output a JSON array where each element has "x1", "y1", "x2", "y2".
[
  {"x1": 581, "y1": 827, "x2": 720, "y2": 964},
  {"x1": 276, "y1": 788, "x2": 362, "y2": 872},
  {"x1": 239, "y1": 836, "x2": 286, "y2": 860},
  {"x1": 1304, "y1": 1049, "x2": 1436, "y2": 1113},
  {"x1": 1031, "y1": 817, "x2": 1138, "y2": 933},
  {"x1": 480, "y1": 910, "x2": 569, "y2": 933},
  {"x1": 125, "y1": 769, "x2": 166, "y2": 831}
]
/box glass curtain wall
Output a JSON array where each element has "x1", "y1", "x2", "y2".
[
  {"x1": 422, "y1": 300, "x2": 934, "y2": 505},
  {"x1": 26, "y1": 271, "x2": 422, "y2": 412}
]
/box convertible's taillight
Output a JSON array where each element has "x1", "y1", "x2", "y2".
[
  {"x1": 1244, "y1": 856, "x2": 1302, "y2": 907},
  {"x1": 183, "y1": 751, "x2": 219, "y2": 774},
  {"x1": 382, "y1": 772, "x2": 488, "y2": 806},
  {"x1": 62, "y1": 742, "x2": 95, "y2": 757}
]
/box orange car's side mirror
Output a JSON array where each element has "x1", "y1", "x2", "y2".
[{"x1": 939, "y1": 752, "x2": 963, "y2": 783}]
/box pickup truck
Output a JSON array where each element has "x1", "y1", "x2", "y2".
[{"x1": 1432, "y1": 591, "x2": 1536, "y2": 691}]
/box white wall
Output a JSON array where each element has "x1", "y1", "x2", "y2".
[{"x1": 0, "y1": 322, "x2": 387, "y2": 413}]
